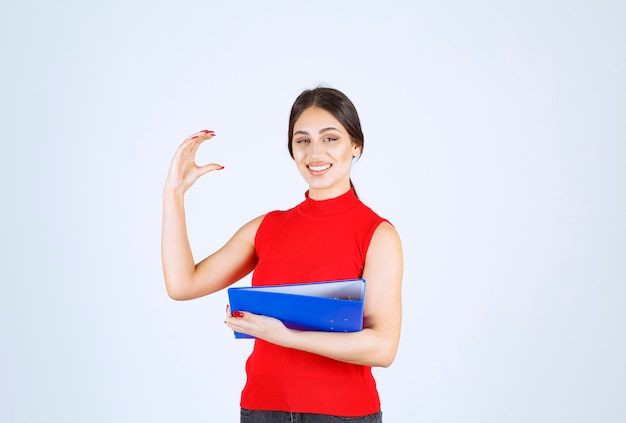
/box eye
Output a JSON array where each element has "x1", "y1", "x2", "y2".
[
  {"x1": 295, "y1": 138, "x2": 309, "y2": 144},
  {"x1": 323, "y1": 136, "x2": 339, "y2": 142}
]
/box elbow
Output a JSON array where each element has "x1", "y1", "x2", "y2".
[
  {"x1": 166, "y1": 290, "x2": 188, "y2": 301},
  {"x1": 164, "y1": 280, "x2": 194, "y2": 301},
  {"x1": 379, "y1": 356, "x2": 396, "y2": 368},
  {"x1": 371, "y1": 338, "x2": 399, "y2": 368},
  {"x1": 166, "y1": 287, "x2": 187, "y2": 301},
  {"x1": 376, "y1": 349, "x2": 397, "y2": 368},
  {"x1": 359, "y1": 327, "x2": 400, "y2": 367},
  {"x1": 364, "y1": 341, "x2": 398, "y2": 368}
]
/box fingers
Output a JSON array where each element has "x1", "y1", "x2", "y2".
[
  {"x1": 183, "y1": 131, "x2": 222, "y2": 177},
  {"x1": 176, "y1": 130, "x2": 215, "y2": 156},
  {"x1": 173, "y1": 129, "x2": 219, "y2": 170},
  {"x1": 165, "y1": 129, "x2": 222, "y2": 192},
  {"x1": 182, "y1": 129, "x2": 215, "y2": 144},
  {"x1": 197, "y1": 162, "x2": 224, "y2": 178},
  {"x1": 225, "y1": 310, "x2": 288, "y2": 344},
  {"x1": 225, "y1": 304, "x2": 246, "y2": 322},
  {"x1": 225, "y1": 304, "x2": 252, "y2": 333}
]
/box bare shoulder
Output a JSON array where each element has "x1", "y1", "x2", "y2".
[
  {"x1": 364, "y1": 221, "x2": 403, "y2": 287},
  {"x1": 241, "y1": 213, "x2": 266, "y2": 233},
  {"x1": 369, "y1": 221, "x2": 402, "y2": 252},
  {"x1": 229, "y1": 214, "x2": 266, "y2": 243}
]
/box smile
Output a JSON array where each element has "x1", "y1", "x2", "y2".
[{"x1": 308, "y1": 164, "x2": 332, "y2": 172}]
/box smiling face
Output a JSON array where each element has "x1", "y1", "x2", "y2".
[{"x1": 291, "y1": 107, "x2": 361, "y2": 200}]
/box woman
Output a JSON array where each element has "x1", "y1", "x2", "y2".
[{"x1": 162, "y1": 87, "x2": 403, "y2": 422}]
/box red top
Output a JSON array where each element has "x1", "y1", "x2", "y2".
[{"x1": 240, "y1": 189, "x2": 387, "y2": 416}]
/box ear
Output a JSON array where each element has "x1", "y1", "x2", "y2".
[{"x1": 352, "y1": 144, "x2": 362, "y2": 158}]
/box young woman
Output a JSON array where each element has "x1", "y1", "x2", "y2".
[{"x1": 162, "y1": 87, "x2": 403, "y2": 422}]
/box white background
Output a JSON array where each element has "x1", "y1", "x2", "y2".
[{"x1": 1, "y1": 1, "x2": 624, "y2": 422}]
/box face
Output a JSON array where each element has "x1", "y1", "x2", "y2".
[{"x1": 291, "y1": 107, "x2": 361, "y2": 200}]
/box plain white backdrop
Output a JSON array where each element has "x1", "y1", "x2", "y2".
[{"x1": 1, "y1": 1, "x2": 624, "y2": 422}]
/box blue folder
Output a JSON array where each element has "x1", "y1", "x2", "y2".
[{"x1": 227, "y1": 278, "x2": 366, "y2": 339}]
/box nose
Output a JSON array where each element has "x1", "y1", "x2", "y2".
[{"x1": 310, "y1": 139, "x2": 325, "y2": 158}]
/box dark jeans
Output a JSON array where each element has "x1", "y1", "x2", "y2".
[{"x1": 240, "y1": 408, "x2": 382, "y2": 422}]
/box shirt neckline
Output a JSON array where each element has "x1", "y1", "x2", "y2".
[{"x1": 298, "y1": 188, "x2": 360, "y2": 218}]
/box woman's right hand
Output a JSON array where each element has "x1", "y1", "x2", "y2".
[{"x1": 164, "y1": 130, "x2": 223, "y2": 194}]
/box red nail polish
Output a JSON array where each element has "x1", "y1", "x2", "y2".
[
  {"x1": 233, "y1": 311, "x2": 244, "y2": 318},
  {"x1": 191, "y1": 135, "x2": 198, "y2": 139},
  {"x1": 217, "y1": 166, "x2": 225, "y2": 170}
]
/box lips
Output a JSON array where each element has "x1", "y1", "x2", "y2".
[{"x1": 308, "y1": 164, "x2": 331, "y2": 172}]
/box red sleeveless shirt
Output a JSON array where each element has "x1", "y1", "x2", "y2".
[{"x1": 240, "y1": 189, "x2": 387, "y2": 416}]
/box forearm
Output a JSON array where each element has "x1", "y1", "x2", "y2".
[
  {"x1": 284, "y1": 326, "x2": 398, "y2": 368},
  {"x1": 161, "y1": 188, "x2": 197, "y2": 300}
]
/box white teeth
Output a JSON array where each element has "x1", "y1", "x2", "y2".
[{"x1": 309, "y1": 164, "x2": 331, "y2": 171}]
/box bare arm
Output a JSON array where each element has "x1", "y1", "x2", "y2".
[
  {"x1": 161, "y1": 130, "x2": 260, "y2": 300},
  {"x1": 225, "y1": 221, "x2": 403, "y2": 367}
]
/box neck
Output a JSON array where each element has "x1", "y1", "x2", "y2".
[{"x1": 307, "y1": 183, "x2": 352, "y2": 201}]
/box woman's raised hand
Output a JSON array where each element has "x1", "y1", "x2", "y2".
[{"x1": 164, "y1": 130, "x2": 223, "y2": 194}]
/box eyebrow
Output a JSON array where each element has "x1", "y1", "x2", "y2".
[{"x1": 293, "y1": 127, "x2": 342, "y2": 136}]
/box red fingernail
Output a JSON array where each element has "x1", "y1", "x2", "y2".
[
  {"x1": 191, "y1": 135, "x2": 198, "y2": 139},
  {"x1": 218, "y1": 166, "x2": 225, "y2": 170},
  {"x1": 233, "y1": 311, "x2": 244, "y2": 318}
]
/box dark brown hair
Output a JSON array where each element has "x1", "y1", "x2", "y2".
[{"x1": 287, "y1": 87, "x2": 364, "y2": 196}]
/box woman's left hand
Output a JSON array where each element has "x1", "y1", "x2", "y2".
[{"x1": 225, "y1": 305, "x2": 291, "y2": 343}]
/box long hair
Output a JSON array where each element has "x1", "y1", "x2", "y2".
[{"x1": 287, "y1": 87, "x2": 364, "y2": 197}]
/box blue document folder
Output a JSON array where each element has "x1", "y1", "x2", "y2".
[{"x1": 227, "y1": 278, "x2": 365, "y2": 339}]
